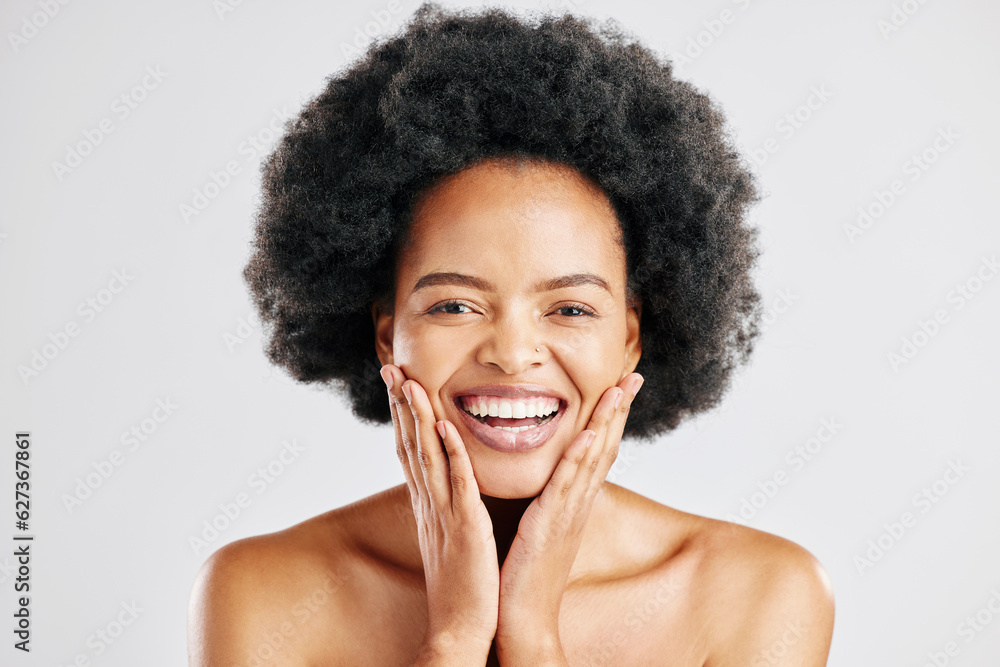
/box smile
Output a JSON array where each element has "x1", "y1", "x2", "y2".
[{"x1": 452, "y1": 393, "x2": 566, "y2": 453}]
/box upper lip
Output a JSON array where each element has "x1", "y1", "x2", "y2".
[{"x1": 453, "y1": 384, "x2": 567, "y2": 404}]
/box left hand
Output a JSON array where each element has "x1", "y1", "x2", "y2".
[{"x1": 495, "y1": 372, "x2": 645, "y2": 659}]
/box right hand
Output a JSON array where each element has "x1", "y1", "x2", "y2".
[{"x1": 380, "y1": 363, "x2": 500, "y2": 653}]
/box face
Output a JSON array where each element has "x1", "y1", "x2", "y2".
[{"x1": 373, "y1": 158, "x2": 641, "y2": 498}]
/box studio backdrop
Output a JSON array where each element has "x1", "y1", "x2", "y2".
[{"x1": 1, "y1": 0, "x2": 998, "y2": 664}]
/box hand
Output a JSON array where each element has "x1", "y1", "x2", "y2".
[
  {"x1": 380, "y1": 363, "x2": 500, "y2": 659},
  {"x1": 495, "y1": 372, "x2": 645, "y2": 659}
]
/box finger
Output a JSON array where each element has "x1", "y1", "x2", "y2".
[
  {"x1": 380, "y1": 364, "x2": 412, "y2": 486},
  {"x1": 533, "y1": 427, "x2": 596, "y2": 529},
  {"x1": 585, "y1": 373, "x2": 644, "y2": 498},
  {"x1": 437, "y1": 419, "x2": 481, "y2": 514},
  {"x1": 404, "y1": 379, "x2": 451, "y2": 504},
  {"x1": 572, "y1": 385, "x2": 622, "y2": 498},
  {"x1": 382, "y1": 364, "x2": 427, "y2": 504},
  {"x1": 535, "y1": 385, "x2": 620, "y2": 519},
  {"x1": 523, "y1": 378, "x2": 642, "y2": 543},
  {"x1": 602, "y1": 373, "x2": 643, "y2": 464}
]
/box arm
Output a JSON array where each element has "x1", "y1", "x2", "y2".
[
  {"x1": 496, "y1": 633, "x2": 569, "y2": 666},
  {"x1": 187, "y1": 538, "x2": 339, "y2": 666},
  {"x1": 188, "y1": 529, "x2": 489, "y2": 667},
  {"x1": 188, "y1": 540, "x2": 271, "y2": 666},
  {"x1": 411, "y1": 630, "x2": 493, "y2": 666},
  {"x1": 708, "y1": 533, "x2": 835, "y2": 666}
]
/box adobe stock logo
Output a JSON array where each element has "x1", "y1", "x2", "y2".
[
  {"x1": 670, "y1": 0, "x2": 759, "y2": 72},
  {"x1": 337, "y1": 1, "x2": 405, "y2": 60},
  {"x1": 7, "y1": 0, "x2": 73, "y2": 54},
  {"x1": 749, "y1": 85, "x2": 833, "y2": 169},
  {"x1": 843, "y1": 126, "x2": 959, "y2": 244},
  {"x1": 726, "y1": 417, "x2": 843, "y2": 525},
  {"x1": 877, "y1": 0, "x2": 934, "y2": 39},
  {"x1": 853, "y1": 458, "x2": 970, "y2": 576},
  {"x1": 18, "y1": 268, "x2": 135, "y2": 384},
  {"x1": 55, "y1": 600, "x2": 143, "y2": 665},
  {"x1": 51, "y1": 66, "x2": 168, "y2": 182},
  {"x1": 886, "y1": 254, "x2": 998, "y2": 372},
  {"x1": 61, "y1": 397, "x2": 179, "y2": 513},
  {"x1": 919, "y1": 587, "x2": 1000, "y2": 666},
  {"x1": 179, "y1": 106, "x2": 293, "y2": 224},
  {"x1": 189, "y1": 439, "x2": 306, "y2": 557}
]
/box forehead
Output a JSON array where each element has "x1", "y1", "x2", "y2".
[{"x1": 399, "y1": 159, "x2": 625, "y2": 284}]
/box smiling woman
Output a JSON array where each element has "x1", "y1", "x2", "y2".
[
  {"x1": 187, "y1": 3, "x2": 834, "y2": 666},
  {"x1": 381, "y1": 157, "x2": 642, "y2": 499}
]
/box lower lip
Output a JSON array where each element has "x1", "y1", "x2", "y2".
[{"x1": 454, "y1": 401, "x2": 565, "y2": 453}]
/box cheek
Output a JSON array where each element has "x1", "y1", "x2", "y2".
[
  {"x1": 391, "y1": 316, "x2": 439, "y2": 366},
  {"x1": 391, "y1": 321, "x2": 455, "y2": 409},
  {"x1": 556, "y1": 319, "x2": 625, "y2": 372},
  {"x1": 553, "y1": 329, "x2": 623, "y2": 422}
]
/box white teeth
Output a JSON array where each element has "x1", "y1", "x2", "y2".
[
  {"x1": 495, "y1": 424, "x2": 541, "y2": 433},
  {"x1": 460, "y1": 396, "x2": 560, "y2": 420}
]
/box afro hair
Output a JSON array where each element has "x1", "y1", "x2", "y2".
[{"x1": 242, "y1": 1, "x2": 763, "y2": 442}]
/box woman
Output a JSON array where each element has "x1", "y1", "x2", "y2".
[{"x1": 188, "y1": 4, "x2": 834, "y2": 665}]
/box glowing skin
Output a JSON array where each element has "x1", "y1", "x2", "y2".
[
  {"x1": 190, "y1": 156, "x2": 835, "y2": 667},
  {"x1": 373, "y1": 157, "x2": 642, "y2": 498}
]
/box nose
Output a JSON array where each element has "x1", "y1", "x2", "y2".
[{"x1": 474, "y1": 311, "x2": 546, "y2": 374}]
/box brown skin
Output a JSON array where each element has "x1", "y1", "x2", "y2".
[{"x1": 188, "y1": 159, "x2": 835, "y2": 666}]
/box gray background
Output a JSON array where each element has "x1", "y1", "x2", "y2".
[{"x1": 2, "y1": 0, "x2": 998, "y2": 664}]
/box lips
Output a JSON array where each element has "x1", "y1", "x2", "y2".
[
  {"x1": 451, "y1": 384, "x2": 567, "y2": 453},
  {"x1": 454, "y1": 401, "x2": 565, "y2": 453},
  {"x1": 454, "y1": 384, "x2": 567, "y2": 402}
]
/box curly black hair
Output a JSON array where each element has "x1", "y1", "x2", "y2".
[{"x1": 242, "y1": 2, "x2": 763, "y2": 442}]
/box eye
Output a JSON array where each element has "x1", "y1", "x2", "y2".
[
  {"x1": 555, "y1": 303, "x2": 597, "y2": 318},
  {"x1": 428, "y1": 299, "x2": 473, "y2": 315},
  {"x1": 427, "y1": 300, "x2": 597, "y2": 317}
]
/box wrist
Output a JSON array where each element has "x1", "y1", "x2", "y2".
[
  {"x1": 496, "y1": 630, "x2": 567, "y2": 666},
  {"x1": 413, "y1": 629, "x2": 492, "y2": 666}
]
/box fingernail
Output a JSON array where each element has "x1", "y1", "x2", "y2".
[
  {"x1": 632, "y1": 374, "x2": 644, "y2": 396},
  {"x1": 402, "y1": 382, "x2": 412, "y2": 403},
  {"x1": 614, "y1": 388, "x2": 624, "y2": 409},
  {"x1": 380, "y1": 366, "x2": 392, "y2": 390},
  {"x1": 436, "y1": 421, "x2": 447, "y2": 439},
  {"x1": 585, "y1": 431, "x2": 597, "y2": 448}
]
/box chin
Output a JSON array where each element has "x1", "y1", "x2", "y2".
[{"x1": 472, "y1": 460, "x2": 550, "y2": 499}]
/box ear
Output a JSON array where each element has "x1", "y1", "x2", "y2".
[
  {"x1": 372, "y1": 299, "x2": 395, "y2": 366},
  {"x1": 622, "y1": 297, "x2": 642, "y2": 380}
]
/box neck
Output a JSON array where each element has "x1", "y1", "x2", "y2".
[
  {"x1": 480, "y1": 493, "x2": 535, "y2": 565},
  {"x1": 479, "y1": 493, "x2": 535, "y2": 667}
]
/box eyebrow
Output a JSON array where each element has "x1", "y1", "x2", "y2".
[{"x1": 412, "y1": 271, "x2": 612, "y2": 295}]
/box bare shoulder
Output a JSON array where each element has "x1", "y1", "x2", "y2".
[
  {"x1": 592, "y1": 486, "x2": 832, "y2": 664},
  {"x1": 186, "y1": 491, "x2": 400, "y2": 666},
  {"x1": 683, "y1": 515, "x2": 836, "y2": 666}
]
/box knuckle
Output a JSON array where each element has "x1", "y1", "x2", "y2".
[
  {"x1": 417, "y1": 447, "x2": 433, "y2": 470},
  {"x1": 450, "y1": 472, "x2": 467, "y2": 493},
  {"x1": 401, "y1": 432, "x2": 416, "y2": 452}
]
